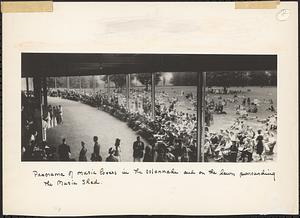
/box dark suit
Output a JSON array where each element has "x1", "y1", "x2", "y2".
[
  {"x1": 133, "y1": 140, "x2": 144, "y2": 161},
  {"x1": 58, "y1": 143, "x2": 71, "y2": 161},
  {"x1": 91, "y1": 142, "x2": 101, "y2": 161}
]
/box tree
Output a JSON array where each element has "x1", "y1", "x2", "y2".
[
  {"x1": 136, "y1": 73, "x2": 161, "y2": 91},
  {"x1": 101, "y1": 74, "x2": 126, "y2": 88},
  {"x1": 69, "y1": 76, "x2": 80, "y2": 89},
  {"x1": 170, "y1": 72, "x2": 197, "y2": 86}
]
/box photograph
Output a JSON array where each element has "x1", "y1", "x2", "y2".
[
  {"x1": 21, "y1": 53, "x2": 277, "y2": 163},
  {"x1": 3, "y1": 1, "x2": 298, "y2": 216}
]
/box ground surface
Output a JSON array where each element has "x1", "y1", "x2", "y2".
[{"x1": 47, "y1": 97, "x2": 147, "y2": 161}]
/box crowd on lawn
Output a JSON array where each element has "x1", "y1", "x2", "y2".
[{"x1": 21, "y1": 87, "x2": 277, "y2": 162}]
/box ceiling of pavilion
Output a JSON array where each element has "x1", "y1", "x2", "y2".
[{"x1": 21, "y1": 53, "x2": 277, "y2": 78}]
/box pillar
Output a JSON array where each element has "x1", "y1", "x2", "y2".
[
  {"x1": 107, "y1": 75, "x2": 111, "y2": 99},
  {"x1": 42, "y1": 77, "x2": 48, "y2": 107},
  {"x1": 151, "y1": 73, "x2": 156, "y2": 120},
  {"x1": 66, "y1": 77, "x2": 70, "y2": 89},
  {"x1": 33, "y1": 76, "x2": 43, "y2": 142},
  {"x1": 54, "y1": 77, "x2": 57, "y2": 89},
  {"x1": 197, "y1": 72, "x2": 206, "y2": 162},
  {"x1": 126, "y1": 74, "x2": 130, "y2": 110},
  {"x1": 26, "y1": 77, "x2": 29, "y2": 93},
  {"x1": 79, "y1": 76, "x2": 81, "y2": 90}
]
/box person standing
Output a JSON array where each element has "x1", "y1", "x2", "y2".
[
  {"x1": 114, "y1": 138, "x2": 121, "y2": 162},
  {"x1": 58, "y1": 105, "x2": 63, "y2": 124},
  {"x1": 256, "y1": 130, "x2": 264, "y2": 161},
  {"x1": 247, "y1": 97, "x2": 251, "y2": 106},
  {"x1": 48, "y1": 106, "x2": 53, "y2": 128},
  {"x1": 91, "y1": 136, "x2": 101, "y2": 161},
  {"x1": 79, "y1": 141, "x2": 87, "y2": 161},
  {"x1": 52, "y1": 106, "x2": 57, "y2": 127},
  {"x1": 133, "y1": 136, "x2": 144, "y2": 162},
  {"x1": 42, "y1": 118, "x2": 48, "y2": 142},
  {"x1": 229, "y1": 141, "x2": 238, "y2": 162},
  {"x1": 46, "y1": 109, "x2": 51, "y2": 128},
  {"x1": 143, "y1": 145, "x2": 153, "y2": 162},
  {"x1": 58, "y1": 138, "x2": 71, "y2": 161}
]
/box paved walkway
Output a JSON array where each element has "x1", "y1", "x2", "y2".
[{"x1": 46, "y1": 97, "x2": 147, "y2": 161}]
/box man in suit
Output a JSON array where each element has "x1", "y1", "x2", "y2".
[
  {"x1": 133, "y1": 136, "x2": 144, "y2": 162},
  {"x1": 58, "y1": 138, "x2": 71, "y2": 161}
]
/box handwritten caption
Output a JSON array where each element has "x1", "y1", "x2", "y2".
[{"x1": 32, "y1": 167, "x2": 276, "y2": 187}]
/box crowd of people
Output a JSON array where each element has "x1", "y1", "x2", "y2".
[
  {"x1": 203, "y1": 118, "x2": 277, "y2": 162},
  {"x1": 44, "y1": 104, "x2": 64, "y2": 128},
  {"x1": 21, "y1": 91, "x2": 65, "y2": 161},
  {"x1": 21, "y1": 85, "x2": 277, "y2": 162},
  {"x1": 50, "y1": 135, "x2": 193, "y2": 162},
  {"x1": 48, "y1": 88, "x2": 199, "y2": 161},
  {"x1": 44, "y1": 86, "x2": 277, "y2": 162}
]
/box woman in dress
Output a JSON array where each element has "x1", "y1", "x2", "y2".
[
  {"x1": 48, "y1": 106, "x2": 53, "y2": 128},
  {"x1": 52, "y1": 106, "x2": 57, "y2": 127},
  {"x1": 256, "y1": 130, "x2": 264, "y2": 160},
  {"x1": 91, "y1": 136, "x2": 101, "y2": 161}
]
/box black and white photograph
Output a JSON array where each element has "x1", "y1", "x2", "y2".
[
  {"x1": 21, "y1": 53, "x2": 277, "y2": 163},
  {"x1": 3, "y1": 1, "x2": 298, "y2": 216}
]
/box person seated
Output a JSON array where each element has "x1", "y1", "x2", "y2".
[
  {"x1": 248, "y1": 103, "x2": 258, "y2": 113},
  {"x1": 105, "y1": 147, "x2": 119, "y2": 162},
  {"x1": 266, "y1": 104, "x2": 276, "y2": 112},
  {"x1": 237, "y1": 108, "x2": 248, "y2": 119},
  {"x1": 264, "y1": 133, "x2": 276, "y2": 155},
  {"x1": 180, "y1": 146, "x2": 190, "y2": 162},
  {"x1": 203, "y1": 139, "x2": 212, "y2": 162},
  {"x1": 240, "y1": 138, "x2": 254, "y2": 162},
  {"x1": 165, "y1": 147, "x2": 176, "y2": 162}
]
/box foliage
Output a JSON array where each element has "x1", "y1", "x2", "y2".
[
  {"x1": 136, "y1": 73, "x2": 161, "y2": 90},
  {"x1": 101, "y1": 74, "x2": 126, "y2": 88}
]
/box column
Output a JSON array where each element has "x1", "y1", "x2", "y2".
[
  {"x1": 33, "y1": 76, "x2": 43, "y2": 142},
  {"x1": 66, "y1": 77, "x2": 70, "y2": 89},
  {"x1": 54, "y1": 77, "x2": 57, "y2": 89},
  {"x1": 197, "y1": 72, "x2": 206, "y2": 162},
  {"x1": 151, "y1": 72, "x2": 156, "y2": 120},
  {"x1": 26, "y1": 77, "x2": 29, "y2": 93},
  {"x1": 79, "y1": 76, "x2": 81, "y2": 90},
  {"x1": 107, "y1": 75, "x2": 111, "y2": 99},
  {"x1": 42, "y1": 77, "x2": 48, "y2": 107},
  {"x1": 126, "y1": 74, "x2": 130, "y2": 110},
  {"x1": 92, "y1": 75, "x2": 95, "y2": 92}
]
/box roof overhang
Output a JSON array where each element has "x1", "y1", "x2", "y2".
[{"x1": 21, "y1": 53, "x2": 277, "y2": 78}]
